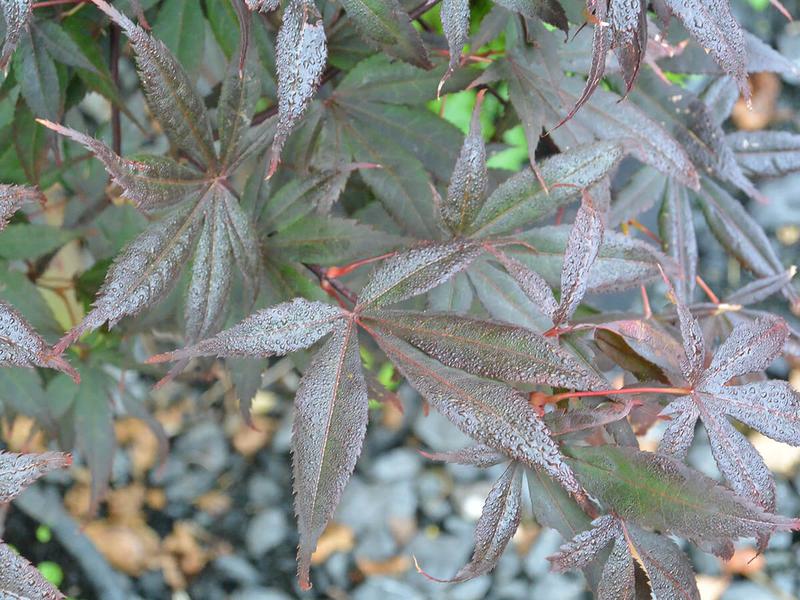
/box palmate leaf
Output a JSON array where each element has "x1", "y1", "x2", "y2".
[
  {"x1": 421, "y1": 444, "x2": 506, "y2": 467},
  {"x1": 549, "y1": 514, "x2": 701, "y2": 600},
  {"x1": 0, "y1": 450, "x2": 71, "y2": 599},
  {"x1": 338, "y1": 0, "x2": 430, "y2": 69},
  {"x1": 0, "y1": 301, "x2": 78, "y2": 380},
  {"x1": 292, "y1": 318, "x2": 367, "y2": 590},
  {"x1": 506, "y1": 226, "x2": 670, "y2": 294},
  {"x1": 556, "y1": 0, "x2": 611, "y2": 126},
  {"x1": 268, "y1": 0, "x2": 327, "y2": 177},
  {"x1": 0, "y1": 183, "x2": 41, "y2": 229},
  {"x1": 0, "y1": 542, "x2": 64, "y2": 600},
  {"x1": 553, "y1": 81, "x2": 700, "y2": 190},
  {"x1": 565, "y1": 445, "x2": 800, "y2": 549},
  {"x1": 658, "y1": 289, "x2": 796, "y2": 526},
  {"x1": 0, "y1": 0, "x2": 31, "y2": 69},
  {"x1": 91, "y1": 0, "x2": 218, "y2": 169},
  {"x1": 659, "y1": 178, "x2": 698, "y2": 305},
  {"x1": 371, "y1": 332, "x2": 583, "y2": 494},
  {"x1": 421, "y1": 463, "x2": 523, "y2": 582},
  {"x1": 362, "y1": 310, "x2": 607, "y2": 390},
  {"x1": 246, "y1": 0, "x2": 280, "y2": 12}
]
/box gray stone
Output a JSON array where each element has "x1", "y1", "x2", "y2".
[
  {"x1": 337, "y1": 479, "x2": 417, "y2": 531},
  {"x1": 230, "y1": 588, "x2": 294, "y2": 600},
  {"x1": 370, "y1": 448, "x2": 422, "y2": 482},
  {"x1": 353, "y1": 578, "x2": 426, "y2": 600},
  {"x1": 524, "y1": 528, "x2": 564, "y2": 578},
  {"x1": 448, "y1": 576, "x2": 491, "y2": 600},
  {"x1": 414, "y1": 409, "x2": 472, "y2": 451},
  {"x1": 721, "y1": 581, "x2": 778, "y2": 600},
  {"x1": 247, "y1": 474, "x2": 284, "y2": 508},
  {"x1": 174, "y1": 421, "x2": 229, "y2": 474},
  {"x1": 530, "y1": 572, "x2": 586, "y2": 600},
  {"x1": 213, "y1": 554, "x2": 261, "y2": 586},
  {"x1": 246, "y1": 508, "x2": 289, "y2": 557},
  {"x1": 355, "y1": 527, "x2": 398, "y2": 562},
  {"x1": 406, "y1": 533, "x2": 472, "y2": 592}
]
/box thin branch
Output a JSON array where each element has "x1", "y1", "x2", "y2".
[{"x1": 109, "y1": 23, "x2": 122, "y2": 156}]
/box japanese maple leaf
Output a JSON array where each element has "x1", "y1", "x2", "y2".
[
  {"x1": 40, "y1": 0, "x2": 268, "y2": 352},
  {"x1": 549, "y1": 514, "x2": 700, "y2": 600},
  {"x1": 657, "y1": 282, "x2": 800, "y2": 551},
  {"x1": 0, "y1": 450, "x2": 72, "y2": 600}
]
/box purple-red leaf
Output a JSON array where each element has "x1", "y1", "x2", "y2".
[
  {"x1": 55, "y1": 199, "x2": 207, "y2": 353},
  {"x1": 552, "y1": 192, "x2": 604, "y2": 326},
  {"x1": 728, "y1": 130, "x2": 800, "y2": 178},
  {"x1": 0, "y1": 183, "x2": 41, "y2": 230},
  {"x1": 424, "y1": 463, "x2": 523, "y2": 582},
  {"x1": 0, "y1": 0, "x2": 31, "y2": 69},
  {"x1": 37, "y1": 119, "x2": 207, "y2": 214},
  {"x1": 609, "y1": 0, "x2": 647, "y2": 94},
  {"x1": 492, "y1": 249, "x2": 558, "y2": 321},
  {"x1": 245, "y1": 0, "x2": 280, "y2": 12},
  {"x1": 549, "y1": 514, "x2": 619, "y2": 572},
  {"x1": 357, "y1": 240, "x2": 483, "y2": 310},
  {"x1": 441, "y1": 91, "x2": 488, "y2": 234},
  {"x1": 363, "y1": 310, "x2": 607, "y2": 390},
  {"x1": 0, "y1": 542, "x2": 64, "y2": 600},
  {"x1": 718, "y1": 381, "x2": 800, "y2": 446},
  {"x1": 440, "y1": 0, "x2": 470, "y2": 92},
  {"x1": 556, "y1": 0, "x2": 612, "y2": 126},
  {"x1": 661, "y1": 0, "x2": 750, "y2": 99},
  {"x1": 148, "y1": 298, "x2": 343, "y2": 364},
  {"x1": 700, "y1": 315, "x2": 787, "y2": 389},
  {"x1": 659, "y1": 178, "x2": 697, "y2": 305},
  {"x1": 91, "y1": 0, "x2": 218, "y2": 168},
  {"x1": 293, "y1": 318, "x2": 367, "y2": 590},
  {"x1": 0, "y1": 301, "x2": 78, "y2": 380},
  {"x1": 625, "y1": 522, "x2": 701, "y2": 600},
  {"x1": 186, "y1": 200, "x2": 233, "y2": 344},
  {"x1": 597, "y1": 536, "x2": 635, "y2": 600},
  {"x1": 0, "y1": 450, "x2": 71, "y2": 502},
  {"x1": 268, "y1": 0, "x2": 327, "y2": 178},
  {"x1": 420, "y1": 444, "x2": 506, "y2": 467}
]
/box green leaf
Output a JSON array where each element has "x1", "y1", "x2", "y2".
[
  {"x1": 0, "y1": 223, "x2": 75, "y2": 259},
  {"x1": 153, "y1": 0, "x2": 206, "y2": 75},
  {"x1": 71, "y1": 366, "x2": 115, "y2": 512},
  {"x1": 468, "y1": 141, "x2": 623, "y2": 237},
  {"x1": 338, "y1": 0, "x2": 431, "y2": 68},
  {"x1": 16, "y1": 30, "x2": 61, "y2": 120},
  {"x1": 564, "y1": 445, "x2": 800, "y2": 548},
  {"x1": 266, "y1": 215, "x2": 401, "y2": 265}
]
